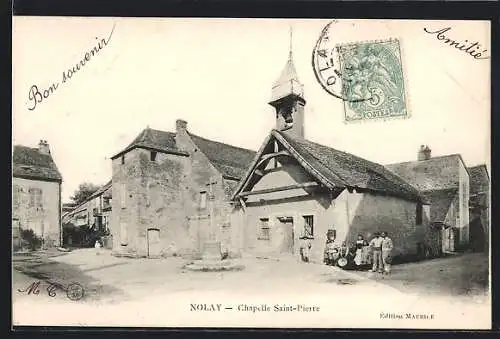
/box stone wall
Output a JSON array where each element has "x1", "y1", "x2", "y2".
[
  {"x1": 176, "y1": 126, "x2": 237, "y2": 258},
  {"x1": 110, "y1": 148, "x2": 192, "y2": 257},
  {"x1": 12, "y1": 177, "x2": 61, "y2": 247},
  {"x1": 458, "y1": 160, "x2": 470, "y2": 245},
  {"x1": 233, "y1": 161, "x2": 430, "y2": 263}
]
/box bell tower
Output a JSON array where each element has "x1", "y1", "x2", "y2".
[{"x1": 268, "y1": 26, "x2": 306, "y2": 138}]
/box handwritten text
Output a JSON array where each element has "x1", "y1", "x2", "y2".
[
  {"x1": 27, "y1": 23, "x2": 116, "y2": 111},
  {"x1": 423, "y1": 27, "x2": 489, "y2": 60}
]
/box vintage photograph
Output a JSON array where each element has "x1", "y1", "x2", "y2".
[{"x1": 12, "y1": 17, "x2": 491, "y2": 329}]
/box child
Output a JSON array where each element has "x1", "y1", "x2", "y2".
[{"x1": 94, "y1": 239, "x2": 102, "y2": 255}]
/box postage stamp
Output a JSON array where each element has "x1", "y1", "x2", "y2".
[{"x1": 336, "y1": 39, "x2": 408, "y2": 122}]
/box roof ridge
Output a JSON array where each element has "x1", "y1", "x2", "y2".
[
  {"x1": 386, "y1": 153, "x2": 462, "y2": 166},
  {"x1": 422, "y1": 187, "x2": 458, "y2": 193},
  {"x1": 188, "y1": 132, "x2": 256, "y2": 153},
  {"x1": 276, "y1": 130, "x2": 422, "y2": 201}
]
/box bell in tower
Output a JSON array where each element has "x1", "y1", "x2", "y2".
[{"x1": 268, "y1": 26, "x2": 306, "y2": 138}]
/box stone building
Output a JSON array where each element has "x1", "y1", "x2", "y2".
[
  {"x1": 230, "y1": 52, "x2": 433, "y2": 264},
  {"x1": 12, "y1": 140, "x2": 63, "y2": 248},
  {"x1": 62, "y1": 202, "x2": 77, "y2": 214},
  {"x1": 109, "y1": 121, "x2": 255, "y2": 258},
  {"x1": 468, "y1": 164, "x2": 489, "y2": 252},
  {"x1": 386, "y1": 147, "x2": 470, "y2": 254}
]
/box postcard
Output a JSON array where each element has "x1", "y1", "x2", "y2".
[{"x1": 12, "y1": 17, "x2": 491, "y2": 329}]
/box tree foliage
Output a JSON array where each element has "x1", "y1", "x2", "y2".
[
  {"x1": 70, "y1": 182, "x2": 100, "y2": 205},
  {"x1": 20, "y1": 229, "x2": 43, "y2": 250}
]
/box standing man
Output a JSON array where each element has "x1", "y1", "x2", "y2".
[
  {"x1": 381, "y1": 232, "x2": 394, "y2": 275},
  {"x1": 369, "y1": 232, "x2": 383, "y2": 273}
]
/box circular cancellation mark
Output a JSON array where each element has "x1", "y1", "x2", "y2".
[
  {"x1": 311, "y1": 20, "x2": 366, "y2": 104},
  {"x1": 66, "y1": 282, "x2": 85, "y2": 301}
]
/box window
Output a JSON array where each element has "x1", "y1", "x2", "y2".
[
  {"x1": 28, "y1": 188, "x2": 43, "y2": 209},
  {"x1": 303, "y1": 215, "x2": 314, "y2": 238},
  {"x1": 416, "y1": 202, "x2": 423, "y2": 225},
  {"x1": 120, "y1": 183, "x2": 127, "y2": 208},
  {"x1": 199, "y1": 191, "x2": 207, "y2": 209},
  {"x1": 121, "y1": 155, "x2": 125, "y2": 165},
  {"x1": 120, "y1": 222, "x2": 128, "y2": 245},
  {"x1": 150, "y1": 151, "x2": 157, "y2": 161},
  {"x1": 258, "y1": 218, "x2": 270, "y2": 240}
]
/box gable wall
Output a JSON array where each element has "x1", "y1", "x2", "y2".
[
  {"x1": 110, "y1": 148, "x2": 192, "y2": 257},
  {"x1": 179, "y1": 132, "x2": 236, "y2": 257},
  {"x1": 12, "y1": 177, "x2": 61, "y2": 247},
  {"x1": 458, "y1": 159, "x2": 470, "y2": 245}
]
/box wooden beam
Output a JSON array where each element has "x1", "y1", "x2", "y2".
[
  {"x1": 239, "y1": 197, "x2": 247, "y2": 212},
  {"x1": 237, "y1": 181, "x2": 319, "y2": 198},
  {"x1": 256, "y1": 150, "x2": 291, "y2": 168}
]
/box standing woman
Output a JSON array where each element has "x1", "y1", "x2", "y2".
[
  {"x1": 354, "y1": 234, "x2": 368, "y2": 267},
  {"x1": 324, "y1": 229, "x2": 337, "y2": 266}
]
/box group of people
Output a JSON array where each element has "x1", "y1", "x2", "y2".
[{"x1": 323, "y1": 231, "x2": 394, "y2": 274}]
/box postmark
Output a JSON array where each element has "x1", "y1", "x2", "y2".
[
  {"x1": 311, "y1": 20, "x2": 345, "y2": 100},
  {"x1": 312, "y1": 21, "x2": 408, "y2": 123}
]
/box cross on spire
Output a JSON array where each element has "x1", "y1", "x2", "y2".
[{"x1": 289, "y1": 25, "x2": 293, "y2": 60}]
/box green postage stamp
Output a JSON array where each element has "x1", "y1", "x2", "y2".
[{"x1": 337, "y1": 39, "x2": 408, "y2": 122}]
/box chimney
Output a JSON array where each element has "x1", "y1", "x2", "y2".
[
  {"x1": 417, "y1": 145, "x2": 431, "y2": 161},
  {"x1": 176, "y1": 119, "x2": 188, "y2": 134},
  {"x1": 38, "y1": 140, "x2": 50, "y2": 155}
]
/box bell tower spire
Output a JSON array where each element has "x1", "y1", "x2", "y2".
[{"x1": 269, "y1": 25, "x2": 306, "y2": 138}]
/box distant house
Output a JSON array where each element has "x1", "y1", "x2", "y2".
[
  {"x1": 62, "y1": 202, "x2": 77, "y2": 214},
  {"x1": 13, "y1": 140, "x2": 63, "y2": 248},
  {"x1": 109, "y1": 121, "x2": 255, "y2": 258},
  {"x1": 468, "y1": 164, "x2": 489, "y2": 252},
  {"x1": 229, "y1": 52, "x2": 432, "y2": 264},
  {"x1": 386, "y1": 146, "x2": 470, "y2": 254},
  {"x1": 62, "y1": 180, "x2": 112, "y2": 233}
]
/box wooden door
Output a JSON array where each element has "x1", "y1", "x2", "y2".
[
  {"x1": 279, "y1": 218, "x2": 294, "y2": 254},
  {"x1": 147, "y1": 228, "x2": 161, "y2": 258}
]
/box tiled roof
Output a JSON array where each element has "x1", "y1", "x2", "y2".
[
  {"x1": 250, "y1": 130, "x2": 423, "y2": 202},
  {"x1": 468, "y1": 165, "x2": 489, "y2": 195},
  {"x1": 13, "y1": 145, "x2": 62, "y2": 182},
  {"x1": 421, "y1": 188, "x2": 458, "y2": 223},
  {"x1": 189, "y1": 133, "x2": 256, "y2": 180},
  {"x1": 88, "y1": 180, "x2": 112, "y2": 200},
  {"x1": 112, "y1": 125, "x2": 256, "y2": 181},
  {"x1": 111, "y1": 128, "x2": 187, "y2": 159},
  {"x1": 385, "y1": 154, "x2": 464, "y2": 191},
  {"x1": 468, "y1": 165, "x2": 489, "y2": 208},
  {"x1": 270, "y1": 57, "x2": 305, "y2": 102}
]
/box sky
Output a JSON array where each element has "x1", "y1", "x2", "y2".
[{"x1": 12, "y1": 18, "x2": 491, "y2": 202}]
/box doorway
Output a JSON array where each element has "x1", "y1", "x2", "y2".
[
  {"x1": 442, "y1": 226, "x2": 455, "y2": 253},
  {"x1": 147, "y1": 228, "x2": 161, "y2": 258},
  {"x1": 469, "y1": 217, "x2": 486, "y2": 252},
  {"x1": 277, "y1": 216, "x2": 294, "y2": 254}
]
